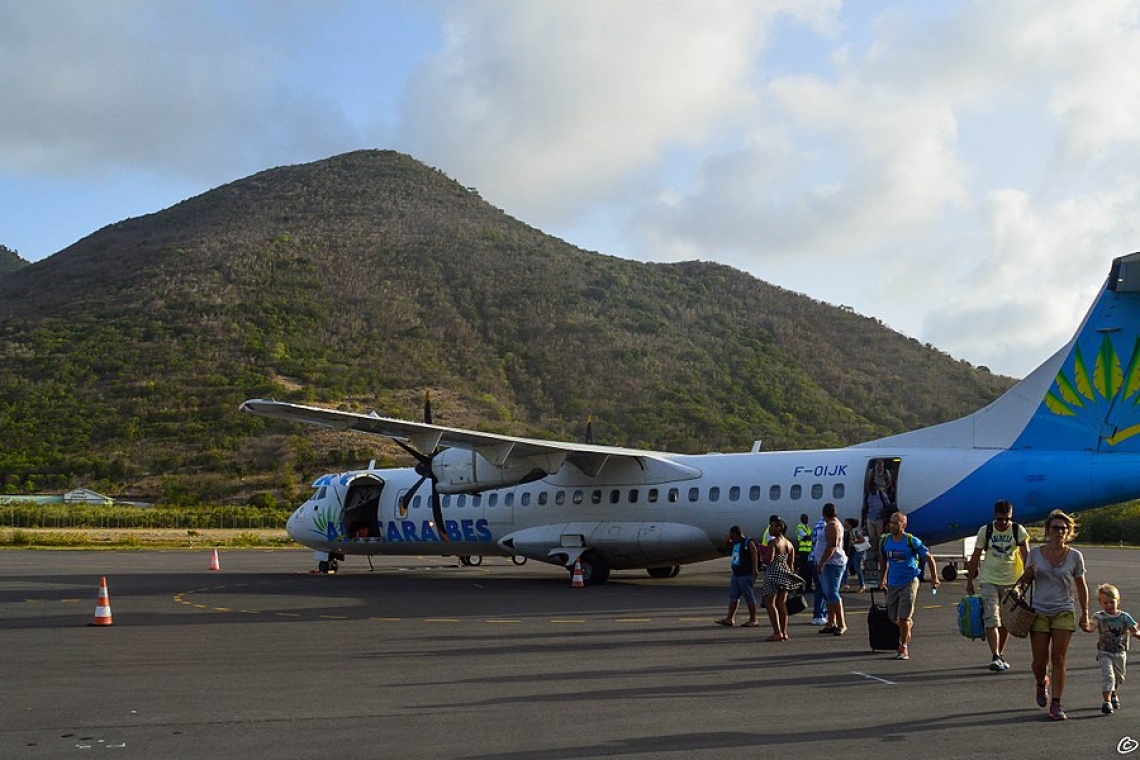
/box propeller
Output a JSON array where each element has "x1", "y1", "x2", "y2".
[{"x1": 396, "y1": 392, "x2": 448, "y2": 542}]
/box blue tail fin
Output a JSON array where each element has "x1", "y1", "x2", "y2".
[{"x1": 861, "y1": 252, "x2": 1140, "y2": 453}]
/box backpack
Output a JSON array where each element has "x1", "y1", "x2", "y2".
[
  {"x1": 983, "y1": 521, "x2": 1023, "y2": 550},
  {"x1": 958, "y1": 594, "x2": 985, "y2": 640}
]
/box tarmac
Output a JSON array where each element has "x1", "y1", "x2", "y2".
[{"x1": 2, "y1": 545, "x2": 1139, "y2": 759}]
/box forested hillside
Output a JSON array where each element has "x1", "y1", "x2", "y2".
[{"x1": 0, "y1": 151, "x2": 1012, "y2": 504}]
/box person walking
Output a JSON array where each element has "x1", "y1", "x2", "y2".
[
  {"x1": 816, "y1": 503, "x2": 847, "y2": 635},
  {"x1": 1089, "y1": 583, "x2": 1140, "y2": 715},
  {"x1": 878, "y1": 512, "x2": 940, "y2": 659},
  {"x1": 1018, "y1": 509, "x2": 1092, "y2": 721},
  {"x1": 716, "y1": 525, "x2": 760, "y2": 627},
  {"x1": 965, "y1": 499, "x2": 1030, "y2": 671},
  {"x1": 760, "y1": 519, "x2": 804, "y2": 641}
]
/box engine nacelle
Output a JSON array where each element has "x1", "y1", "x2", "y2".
[{"x1": 432, "y1": 448, "x2": 546, "y2": 494}]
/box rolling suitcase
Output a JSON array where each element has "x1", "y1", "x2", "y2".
[{"x1": 868, "y1": 587, "x2": 900, "y2": 652}]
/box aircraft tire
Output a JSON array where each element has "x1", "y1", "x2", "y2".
[
  {"x1": 577, "y1": 553, "x2": 611, "y2": 585},
  {"x1": 511, "y1": 555, "x2": 528, "y2": 566},
  {"x1": 646, "y1": 566, "x2": 680, "y2": 579},
  {"x1": 941, "y1": 563, "x2": 958, "y2": 582}
]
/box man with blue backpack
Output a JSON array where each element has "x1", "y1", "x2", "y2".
[
  {"x1": 965, "y1": 499, "x2": 1031, "y2": 671},
  {"x1": 878, "y1": 512, "x2": 941, "y2": 660}
]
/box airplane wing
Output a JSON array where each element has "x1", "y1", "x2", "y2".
[{"x1": 239, "y1": 399, "x2": 703, "y2": 483}]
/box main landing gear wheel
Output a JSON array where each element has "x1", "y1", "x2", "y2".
[
  {"x1": 318, "y1": 558, "x2": 338, "y2": 574},
  {"x1": 459, "y1": 555, "x2": 484, "y2": 567},
  {"x1": 646, "y1": 566, "x2": 681, "y2": 579},
  {"x1": 511, "y1": 555, "x2": 528, "y2": 566},
  {"x1": 941, "y1": 563, "x2": 959, "y2": 582},
  {"x1": 572, "y1": 553, "x2": 611, "y2": 585}
]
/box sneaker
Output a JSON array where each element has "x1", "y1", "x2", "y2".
[
  {"x1": 1035, "y1": 678, "x2": 1049, "y2": 708},
  {"x1": 1111, "y1": 692, "x2": 1121, "y2": 710},
  {"x1": 999, "y1": 655, "x2": 1011, "y2": 671},
  {"x1": 810, "y1": 616, "x2": 828, "y2": 626},
  {"x1": 895, "y1": 645, "x2": 909, "y2": 660},
  {"x1": 989, "y1": 656, "x2": 1003, "y2": 672},
  {"x1": 1048, "y1": 701, "x2": 1067, "y2": 721},
  {"x1": 1103, "y1": 701, "x2": 1114, "y2": 715}
]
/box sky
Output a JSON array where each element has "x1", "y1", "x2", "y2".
[{"x1": 4, "y1": 0, "x2": 1140, "y2": 378}]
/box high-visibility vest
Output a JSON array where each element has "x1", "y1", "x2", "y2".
[{"x1": 795, "y1": 522, "x2": 812, "y2": 553}]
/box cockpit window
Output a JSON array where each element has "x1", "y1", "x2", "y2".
[{"x1": 313, "y1": 486, "x2": 327, "y2": 500}]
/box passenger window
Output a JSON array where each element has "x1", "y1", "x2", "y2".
[
  {"x1": 487, "y1": 493, "x2": 497, "y2": 507},
  {"x1": 709, "y1": 487, "x2": 720, "y2": 502},
  {"x1": 557, "y1": 491, "x2": 567, "y2": 505},
  {"x1": 443, "y1": 495, "x2": 453, "y2": 508},
  {"x1": 790, "y1": 484, "x2": 802, "y2": 500},
  {"x1": 521, "y1": 492, "x2": 530, "y2": 506},
  {"x1": 472, "y1": 494, "x2": 482, "y2": 507},
  {"x1": 412, "y1": 495, "x2": 422, "y2": 509},
  {"x1": 610, "y1": 489, "x2": 621, "y2": 504},
  {"x1": 591, "y1": 490, "x2": 602, "y2": 505},
  {"x1": 811, "y1": 484, "x2": 823, "y2": 499},
  {"x1": 629, "y1": 489, "x2": 639, "y2": 504},
  {"x1": 648, "y1": 488, "x2": 659, "y2": 503},
  {"x1": 457, "y1": 495, "x2": 466, "y2": 508},
  {"x1": 729, "y1": 486, "x2": 740, "y2": 502},
  {"x1": 668, "y1": 488, "x2": 679, "y2": 503},
  {"x1": 769, "y1": 485, "x2": 781, "y2": 501},
  {"x1": 749, "y1": 485, "x2": 761, "y2": 501},
  {"x1": 538, "y1": 492, "x2": 548, "y2": 506},
  {"x1": 688, "y1": 487, "x2": 700, "y2": 502},
  {"x1": 833, "y1": 483, "x2": 845, "y2": 499},
  {"x1": 572, "y1": 490, "x2": 584, "y2": 505}
]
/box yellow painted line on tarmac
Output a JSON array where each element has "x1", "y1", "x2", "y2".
[
  {"x1": 485, "y1": 619, "x2": 523, "y2": 624},
  {"x1": 214, "y1": 607, "x2": 231, "y2": 612},
  {"x1": 551, "y1": 619, "x2": 588, "y2": 624},
  {"x1": 425, "y1": 617, "x2": 460, "y2": 623},
  {"x1": 615, "y1": 618, "x2": 651, "y2": 623},
  {"x1": 319, "y1": 614, "x2": 349, "y2": 620},
  {"x1": 275, "y1": 612, "x2": 301, "y2": 617},
  {"x1": 370, "y1": 617, "x2": 402, "y2": 622}
]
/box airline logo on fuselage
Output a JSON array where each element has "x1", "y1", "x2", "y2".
[{"x1": 383, "y1": 518, "x2": 493, "y2": 543}]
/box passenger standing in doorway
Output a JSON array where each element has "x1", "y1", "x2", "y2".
[
  {"x1": 816, "y1": 503, "x2": 848, "y2": 635},
  {"x1": 965, "y1": 499, "x2": 1030, "y2": 671},
  {"x1": 878, "y1": 512, "x2": 940, "y2": 659},
  {"x1": 716, "y1": 526, "x2": 760, "y2": 627},
  {"x1": 863, "y1": 459, "x2": 894, "y2": 561},
  {"x1": 795, "y1": 513, "x2": 814, "y2": 594}
]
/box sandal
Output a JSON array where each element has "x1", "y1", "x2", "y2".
[
  {"x1": 765, "y1": 633, "x2": 783, "y2": 641},
  {"x1": 714, "y1": 618, "x2": 735, "y2": 627},
  {"x1": 741, "y1": 620, "x2": 760, "y2": 627},
  {"x1": 832, "y1": 627, "x2": 847, "y2": 636}
]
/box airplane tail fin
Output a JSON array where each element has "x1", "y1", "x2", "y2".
[{"x1": 860, "y1": 252, "x2": 1140, "y2": 453}]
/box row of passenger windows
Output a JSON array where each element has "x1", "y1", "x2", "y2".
[{"x1": 407, "y1": 482, "x2": 846, "y2": 510}]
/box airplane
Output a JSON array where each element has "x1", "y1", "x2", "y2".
[{"x1": 241, "y1": 252, "x2": 1140, "y2": 583}]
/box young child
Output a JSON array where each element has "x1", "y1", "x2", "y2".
[{"x1": 1091, "y1": 584, "x2": 1140, "y2": 715}]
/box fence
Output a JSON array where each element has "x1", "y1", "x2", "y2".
[{"x1": 0, "y1": 503, "x2": 291, "y2": 530}]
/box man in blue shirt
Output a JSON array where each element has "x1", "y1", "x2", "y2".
[
  {"x1": 716, "y1": 525, "x2": 760, "y2": 627},
  {"x1": 878, "y1": 512, "x2": 940, "y2": 659}
]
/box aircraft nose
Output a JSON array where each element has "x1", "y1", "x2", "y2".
[{"x1": 286, "y1": 504, "x2": 307, "y2": 543}]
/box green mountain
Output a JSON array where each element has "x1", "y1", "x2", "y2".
[
  {"x1": 0, "y1": 150, "x2": 1013, "y2": 504},
  {"x1": 0, "y1": 244, "x2": 28, "y2": 278}
]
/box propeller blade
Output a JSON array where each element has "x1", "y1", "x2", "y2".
[
  {"x1": 431, "y1": 485, "x2": 448, "y2": 543},
  {"x1": 398, "y1": 472, "x2": 429, "y2": 518},
  {"x1": 423, "y1": 390, "x2": 433, "y2": 425}
]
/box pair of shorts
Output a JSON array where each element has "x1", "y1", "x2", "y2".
[
  {"x1": 819, "y1": 561, "x2": 846, "y2": 604},
  {"x1": 980, "y1": 583, "x2": 1014, "y2": 628},
  {"x1": 729, "y1": 573, "x2": 756, "y2": 605},
  {"x1": 1030, "y1": 610, "x2": 1076, "y2": 633},
  {"x1": 886, "y1": 578, "x2": 919, "y2": 621}
]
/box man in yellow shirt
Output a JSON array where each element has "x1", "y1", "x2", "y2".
[{"x1": 966, "y1": 499, "x2": 1030, "y2": 671}]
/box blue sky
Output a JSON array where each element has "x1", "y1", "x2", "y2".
[{"x1": 4, "y1": 0, "x2": 1140, "y2": 378}]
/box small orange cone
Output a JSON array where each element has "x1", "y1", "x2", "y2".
[
  {"x1": 90, "y1": 577, "x2": 113, "y2": 626},
  {"x1": 571, "y1": 558, "x2": 585, "y2": 588},
  {"x1": 209, "y1": 548, "x2": 221, "y2": 571}
]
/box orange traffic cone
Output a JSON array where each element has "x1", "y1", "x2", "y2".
[
  {"x1": 571, "y1": 558, "x2": 585, "y2": 588},
  {"x1": 90, "y1": 577, "x2": 113, "y2": 626},
  {"x1": 209, "y1": 548, "x2": 221, "y2": 571}
]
